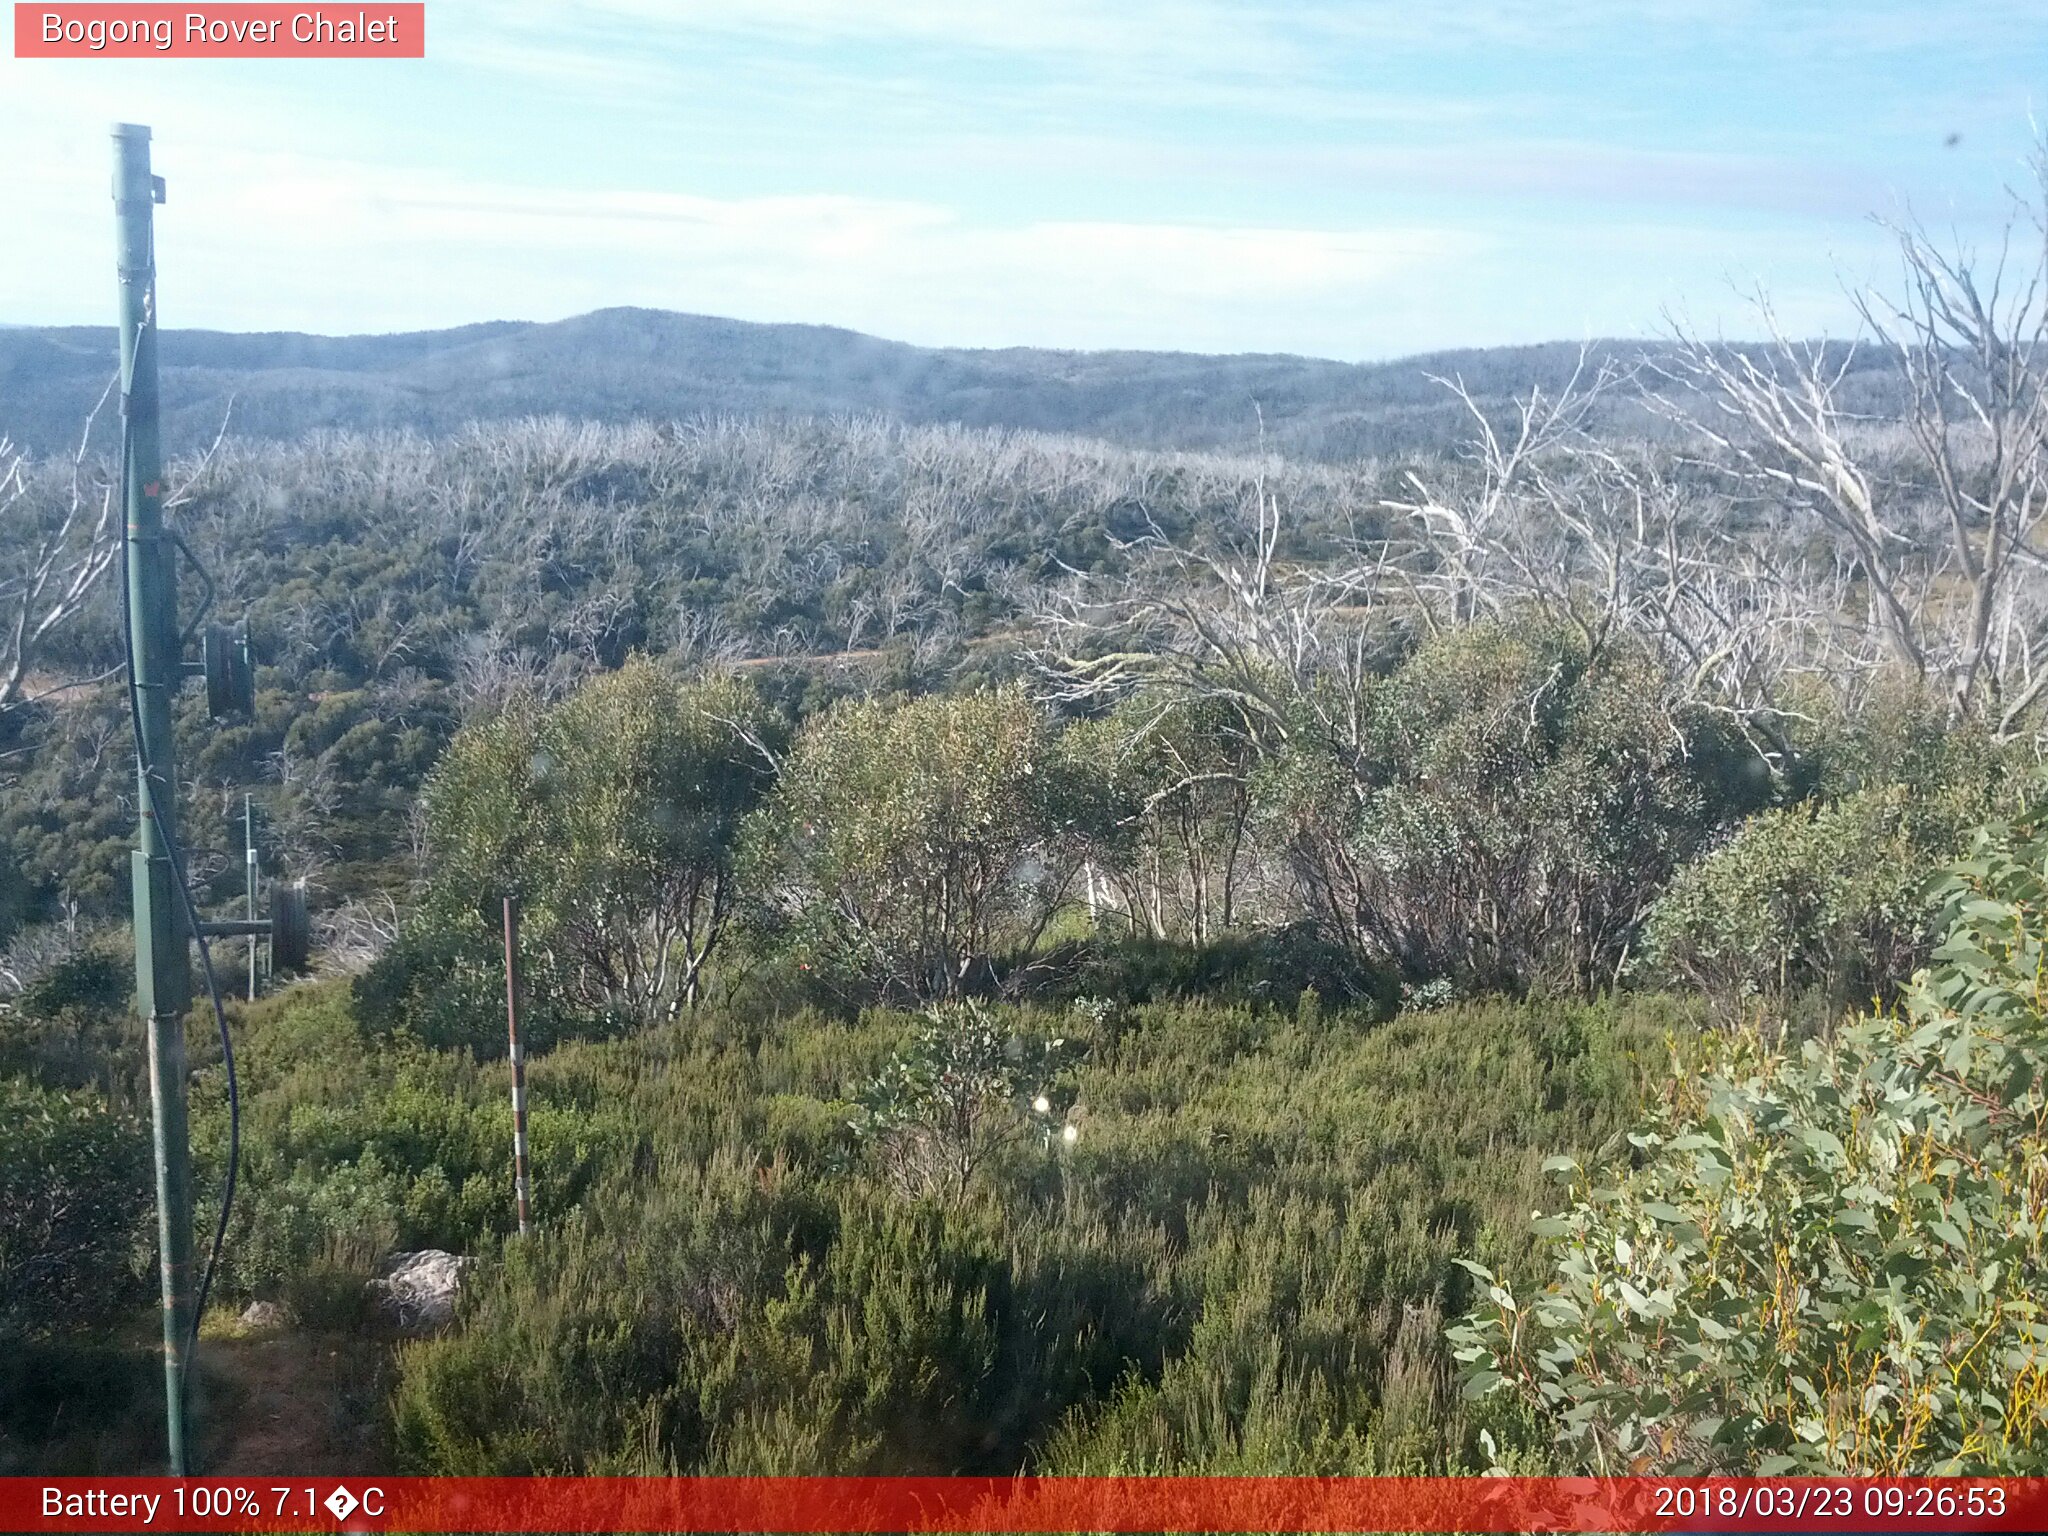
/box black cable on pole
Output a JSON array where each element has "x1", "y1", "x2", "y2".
[{"x1": 119, "y1": 378, "x2": 240, "y2": 1406}]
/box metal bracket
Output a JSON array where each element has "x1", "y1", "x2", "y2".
[
  {"x1": 170, "y1": 528, "x2": 216, "y2": 644},
  {"x1": 196, "y1": 882, "x2": 310, "y2": 973}
]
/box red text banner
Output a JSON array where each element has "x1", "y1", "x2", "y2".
[
  {"x1": 6, "y1": 1476, "x2": 2048, "y2": 1533},
  {"x1": 14, "y1": 5, "x2": 424, "y2": 57}
]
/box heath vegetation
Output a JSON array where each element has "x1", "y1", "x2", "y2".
[{"x1": 6, "y1": 176, "x2": 2048, "y2": 1475}]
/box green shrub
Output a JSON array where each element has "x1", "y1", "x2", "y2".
[
  {"x1": 1258, "y1": 623, "x2": 1760, "y2": 992},
  {"x1": 390, "y1": 988, "x2": 1671, "y2": 1475},
  {"x1": 417, "y1": 660, "x2": 776, "y2": 1025},
  {"x1": 353, "y1": 923, "x2": 621, "y2": 1058},
  {"x1": 1060, "y1": 924, "x2": 1388, "y2": 1012},
  {"x1": 282, "y1": 1257, "x2": 380, "y2": 1334},
  {"x1": 741, "y1": 686, "x2": 1088, "y2": 1002},
  {"x1": 1640, "y1": 780, "x2": 1995, "y2": 1006},
  {"x1": 19, "y1": 947, "x2": 126, "y2": 1018},
  {"x1": 1790, "y1": 674, "x2": 2015, "y2": 806},
  {"x1": 0, "y1": 941, "x2": 139, "y2": 1100},
  {"x1": 1058, "y1": 695, "x2": 1259, "y2": 948},
  {"x1": 1454, "y1": 793, "x2": 2048, "y2": 1473},
  {"x1": 0, "y1": 1077, "x2": 151, "y2": 1340},
  {"x1": 1042, "y1": 1189, "x2": 1459, "y2": 1473},
  {"x1": 847, "y1": 1001, "x2": 1077, "y2": 1201},
  {"x1": 193, "y1": 983, "x2": 639, "y2": 1301},
  {"x1": 0, "y1": 1339, "x2": 164, "y2": 1474}
]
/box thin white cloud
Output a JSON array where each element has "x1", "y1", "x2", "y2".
[
  {"x1": 0, "y1": 0, "x2": 2036, "y2": 357},
  {"x1": 489, "y1": 0, "x2": 1305, "y2": 75},
  {"x1": 0, "y1": 133, "x2": 1477, "y2": 351},
  {"x1": 442, "y1": 31, "x2": 1503, "y2": 135},
  {"x1": 480, "y1": 0, "x2": 2046, "y2": 74},
  {"x1": 175, "y1": 158, "x2": 1468, "y2": 342},
  {"x1": 0, "y1": 127, "x2": 1901, "y2": 359}
]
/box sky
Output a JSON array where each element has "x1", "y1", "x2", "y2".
[{"x1": 2, "y1": 1, "x2": 2046, "y2": 359}]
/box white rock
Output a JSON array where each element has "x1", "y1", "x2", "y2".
[
  {"x1": 238, "y1": 1299, "x2": 287, "y2": 1331},
  {"x1": 368, "y1": 1249, "x2": 475, "y2": 1332}
]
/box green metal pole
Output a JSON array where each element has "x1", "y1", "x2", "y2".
[{"x1": 115, "y1": 121, "x2": 195, "y2": 1477}]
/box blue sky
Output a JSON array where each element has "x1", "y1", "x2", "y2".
[{"x1": 3, "y1": 1, "x2": 2045, "y2": 358}]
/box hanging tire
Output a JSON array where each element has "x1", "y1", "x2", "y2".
[
  {"x1": 203, "y1": 620, "x2": 254, "y2": 718},
  {"x1": 270, "y1": 881, "x2": 310, "y2": 973}
]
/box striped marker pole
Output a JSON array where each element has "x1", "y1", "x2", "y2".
[
  {"x1": 502, "y1": 895, "x2": 532, "y2": 1236},
  {"x1": 244, "y1": 794, "x2": 259, "y2": 1001}
]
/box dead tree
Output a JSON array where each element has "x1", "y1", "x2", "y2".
[
  {"x1": 1386, "y1": 356, "x2": 1836, "y2": 768},
  {"x1": 1033, "y1": 462, "x2": 1399, "y2": 773},
  {"x1": 1859, "y1": 181, "x2": 2048, "y2": 733},
  {"x1": 1, "y1": 400, "x2": 121, "y2": 732},
  {"x1": 1659, "y1": 165, "x2": 2048, "y2": 739}
]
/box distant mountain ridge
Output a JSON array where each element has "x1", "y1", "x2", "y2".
[{"x1": 0, "y1": 306, "x2": 1896, "y2": 463}]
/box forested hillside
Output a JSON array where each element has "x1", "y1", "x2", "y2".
[
  {"x1": 6, "y1": 195, "x2": 2048, "y2": 1478},
  {"x1": 0, "y1": 308, "x2": 1911, "y2": 464}
]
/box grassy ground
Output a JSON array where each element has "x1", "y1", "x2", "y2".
[{"x1": 11, "y1": 980, "x2": 1691, "y2": 1476}]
